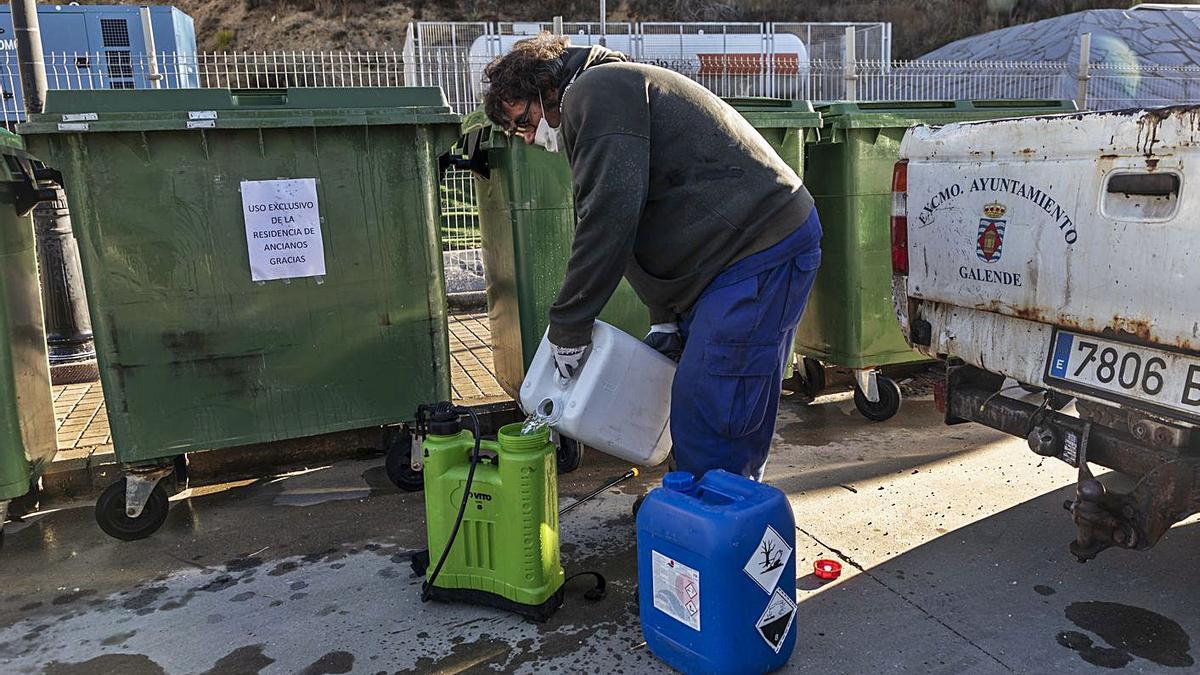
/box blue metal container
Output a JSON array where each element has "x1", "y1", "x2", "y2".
[
  {"x1": 0, "y1": 4, "x2": 198, "y2": 120},
  {"x1": 637, "y1": 470, "x2": 798, "y2": 674}
]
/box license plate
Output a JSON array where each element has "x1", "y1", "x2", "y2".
[{"x1": 1045, "y1": 329, "x2": 1200, "y2": 423}]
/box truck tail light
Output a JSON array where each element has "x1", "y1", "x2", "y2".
[{"x1": 891, "y1": 160, "x2": 909, "y2": 276}]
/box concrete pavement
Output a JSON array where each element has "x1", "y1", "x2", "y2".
[{"x1": 1, "y1": 391, "x2": 1196, "y2": 674}]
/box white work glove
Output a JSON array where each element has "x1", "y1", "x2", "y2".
[
  {"x1": 644, "y1": 323, "x2": 684, "y2": 362},
  {"x1": 552, "y1": 343, "x2": 589, "y2": 379}
]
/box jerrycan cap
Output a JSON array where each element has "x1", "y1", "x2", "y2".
[{"x1": 662, "y1": 471, "x2": 696, "y2": 492}]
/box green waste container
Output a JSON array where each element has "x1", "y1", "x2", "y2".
[
  {"x1": 799, "y1": 99, "x2": 1078, "y2": 421},
  {"x1": 0, "y1": 130, "x2": 59, "y2": 535},
  {"x1": 467, "y1": 98, "x2": 822, "y2": 398},
  {"x1": 470, "y1": 128, "x2": 649, "y2": 398},
  {"x1": 21, "y1": 88, "x2": 460, "y2": 539}
]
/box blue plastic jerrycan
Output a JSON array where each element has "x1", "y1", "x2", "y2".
[{"x1": 637, "y1": 470, "x2": 798, "y2": 674}]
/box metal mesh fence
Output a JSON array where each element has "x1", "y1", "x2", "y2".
[
  {"x1": 15, "y1": 22, "x2": 1200, "y2": 298},
  {"x1": 439, "y1": 167, "x2": 484, "y2": 295}
]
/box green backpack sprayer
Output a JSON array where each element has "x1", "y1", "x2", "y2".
[{"x1": 410, "y1": 402, "x2": 631, "y2": 622}]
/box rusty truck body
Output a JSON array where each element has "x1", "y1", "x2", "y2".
[{"x1": 891, "y1": 107, "x2": 1200, "y2": 560}]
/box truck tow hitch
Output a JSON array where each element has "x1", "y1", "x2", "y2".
[
  {"x1": 947, "y1": 365, "x2": 1200, "y2": 560},
  {"x1": 1063, "y1": 432, "x2": 1200, "y2": 562},
  {"x1": 1061, "y1": 422, "x2": 1138, "y2": 561}
]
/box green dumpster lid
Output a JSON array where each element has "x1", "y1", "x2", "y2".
[
  {"x1": 817, "y1": 99, "x2": 1077, "y2": 129},
  {"x1": 0, "y1": 128, "x2": 24, "y2": 152},
  {"x1": 19, "y1": 87, "x2": 460, "y2": 134},
  {"x1": 725, "y1": 97, "x2": 823, "y2": 128}
]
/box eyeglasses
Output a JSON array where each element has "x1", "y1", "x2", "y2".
[{"x1": 505, "y1": 100, "x2": 534, "y2": 136}]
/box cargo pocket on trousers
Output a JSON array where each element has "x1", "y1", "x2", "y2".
[{"x1": 702, "y1": 341, "x2": 780, "y2": 439}]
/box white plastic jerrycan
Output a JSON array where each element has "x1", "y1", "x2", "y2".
[{"x1": 520, "y1": 321, "x2": 675, "y2": 467}]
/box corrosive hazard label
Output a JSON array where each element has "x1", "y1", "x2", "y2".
[
  {"x1": 743, "y1": 525, "x2": 792, "y2": 594},
  {"x1": 651, "y1": 550, "x2": 700, "y2": 631},
  {"x1": 756, "y1": 588, "x2": 797, "y2": 654}
]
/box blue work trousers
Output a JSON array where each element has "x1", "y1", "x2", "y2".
[{"x1": 671, "y1": 209, "x2": 822, "y2": 480}]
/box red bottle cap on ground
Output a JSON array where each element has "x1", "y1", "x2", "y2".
[{"x1": 814, "y1": 559, "x2": 842, "y2": 580}]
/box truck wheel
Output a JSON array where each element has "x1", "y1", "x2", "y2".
[
  {"x1": 800, "y1": 357, "x2": 826, "y2": 397},
  {"x1": 384, "y1": 427, "x2": 424, "y2": 492},
  {"x1": 557, "y1": 437, "x2": 584, "y2": 474},
  {"x1": 95, "y1": 479, "x2": 169, "y2": 541},
  {"x1": 854, "y1": 376, "x2": 902, "y2": 422}
]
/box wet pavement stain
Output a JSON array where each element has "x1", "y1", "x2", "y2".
[
  {"x1": 99, "y1": 631, "x2": 137, "y2": 647},
  {"x1": 230, "y1": 591, "x2": 256, "y2": 602},
  {"x1": 268, "y1": 561, "x2": 299, "y2": 577},
  {"x1": 198, "y1": 644, "x2": 275, "y2": 675},
  {"x1": 361, "y1": 466, "x2": 400, "y2": 493},
  {"x1": 51, "y1": 590, "x2": 96, "y2": 606},
  {"x1": 224, "y1": 557, "x2": 264, "y2": 573},
  {"x1": 1057, "y1": 630, "x2": 1134, "y2": 669},
  {"x1": 158, "y1": 591, "x2": 196, "y2": 612},
  {"x1": 121, "y1": 587, "x2": 168, "y2": 611},
  {"x1": 299, "y1": 650, "x2": 354, "y2": 674},
  {"x1": 196, "y1": 576, "x2": 238, "y2": 593},
  {"x1": 1060, "y1": 601, "x2": 1194, "y2": 668},
  {"x1": 42, "y1": 653, "x2": 166, "y2": 675},
  {"x1": 1034, "y1": 585, "x2": 1057, "y2": 596}
]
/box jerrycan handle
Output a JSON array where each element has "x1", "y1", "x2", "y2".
[{"x1": 694, "y1": 469, "x2": 761, "y2": 507}]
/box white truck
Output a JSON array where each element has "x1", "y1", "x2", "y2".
[{"x1": 891, "y1": 107, "x2": 1199, "y2": 560}]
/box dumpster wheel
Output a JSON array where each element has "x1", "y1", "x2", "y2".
[
  {"x1": 556, "y1": 437, "x2": 584, "y2": 475},
  {"x1": 95, "y1": 478, "x2": 169, "y2": 541},
  {"x1": 384, "y1": 426, "x2": 424, "y2": 492},
  {"x1": 854, "y1": 376, "x2": 902, "y2": 422},
  {"x1": 799, "y1": 357, "x2": 826, "y2": 397}
]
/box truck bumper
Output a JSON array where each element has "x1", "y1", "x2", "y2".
[{"x1": 945, "y1": 365, "x2": 1200, "y2": 560}]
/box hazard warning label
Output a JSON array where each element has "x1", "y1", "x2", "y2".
[
  {"x1": 743, "y1": 525, "x2": 792, "y2": 594},
  {"x1": 756, "y1": 588, "x2": 798, "y2": 653},
  {"x1": 651, "y1": 550, "x2": 700, "y2": 631}
]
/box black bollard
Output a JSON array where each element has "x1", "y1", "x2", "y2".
[{"x1": 33, "y1": 185, "x2": 96, "y2": 379}]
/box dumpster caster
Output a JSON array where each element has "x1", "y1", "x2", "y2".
[
  {"x1": 853, "y1": 372, "x2": 902, "y2": 422},
  {"x1": 95, "y1": 477, "x2": 170, "y2": 541},
  {"x1": 8, "y1": 480, "x2": 41, "y2": 520},
  {"x1": 384, "y1": 426, "x2": 424, "y2": 492},
  {"x1": 555, "y1": 436, "x2": 584, "y2": 475},
  {"x1": 798, "y1": 357, "x2": 826, "y2": 397}
]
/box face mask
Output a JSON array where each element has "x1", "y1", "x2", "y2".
[{"x1": 532, "y1": 93, "x2": 562, "y2": 153}]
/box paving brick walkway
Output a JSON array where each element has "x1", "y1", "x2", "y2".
[{"x1": 448, "y1": 311, "x2": 507, "y2": 402}]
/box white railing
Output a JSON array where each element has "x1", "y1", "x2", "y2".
[
  {"x1": 440, "y1": 167, "x2": 483, "y2": 295},
  {"x1": 13, "y1": 43, "x2": 1200, "y2": 294},
  {"x1": 1087, "y1": 62, "x2": 1200, "y2": 111}
]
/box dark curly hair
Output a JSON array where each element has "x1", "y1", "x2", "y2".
[{"x1": 482, "y1": 33, "x2": 570, "y2": 127}]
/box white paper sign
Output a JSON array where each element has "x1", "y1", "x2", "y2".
[
  {"x1": 240, "y1": 178, "x2": 325, "y2": 282},
  {"x1": 651, "y1": 550, "x2": 700, "y2": 631},
  {"x1": 743, "y1": 525, "x2": 792, "y2": 594}
]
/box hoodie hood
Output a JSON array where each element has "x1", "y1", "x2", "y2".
[{"x1": 558, "y1": 45, "x2": 628, "y2": 90}]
